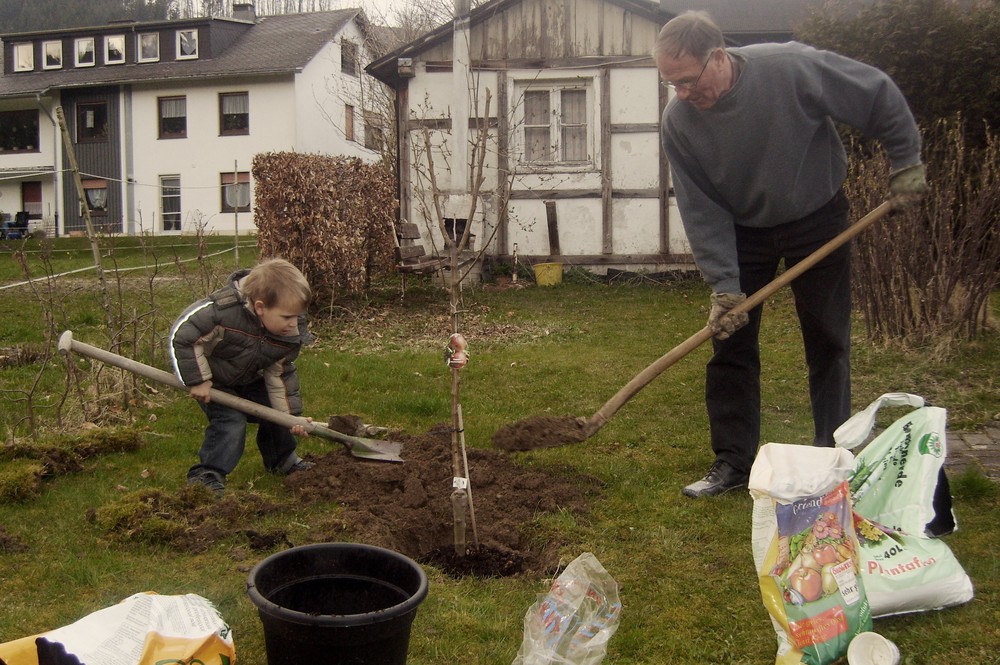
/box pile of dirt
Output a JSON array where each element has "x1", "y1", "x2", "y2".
[
  {"x1": 287, "y1": 420, "x2": 603, "y2": 577},
  {"x1": 491, "y1": 415, "x2": 590, "y2": 451}
]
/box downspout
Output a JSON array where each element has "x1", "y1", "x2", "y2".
[
  {"x1": 447, "y1": 0, "x2": 472, "y2": 225},
  {"x1": 451, "y1": 0, "x2": 471, "y2": 195},
  {"x1": 36, "y1": 93, "x2": 62, "y2": 237},
  {"x1": 122, "y1": 86, "x2": 135, "y2": 235}
]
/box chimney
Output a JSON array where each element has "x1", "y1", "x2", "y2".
[{"x1": 233, "y1": 3, "x2": 257, "y2": 22}]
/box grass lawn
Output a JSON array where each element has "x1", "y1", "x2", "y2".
[{"x1": 1, "y1": 237, "x2": 998, "y2": 664}]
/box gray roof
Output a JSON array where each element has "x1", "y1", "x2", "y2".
[{"x1": 0, "y1": 9, "x2": 360, "y2": 99}]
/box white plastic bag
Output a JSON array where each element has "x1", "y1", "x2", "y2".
[
  {"x1": 835, "y1": 393, "x2": 974, "y2": 617},
  {"x1": 511, "y1": 552, "x2": 621, "y2": 665},
  {"x1": 0, "y1": 593, "x2": 234, "y2": 665},
  {"x1": 750, "y1": 443, "x2": 872, "y2": 665}
]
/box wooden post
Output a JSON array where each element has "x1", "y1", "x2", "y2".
[
  {"x1": 545, "y1": 200, "x2": 561, "y2": 256},
  {"x1": 55, "y1": 106, "x2": 112, "y2": 330},
  {"x1": 55, "y1": 106, "x2": 106, "y2": 290}
]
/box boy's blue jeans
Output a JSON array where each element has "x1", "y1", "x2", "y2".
[
  {"x1": 706, "y1": 191, "x2": 852, "y2": 477},
  {"x1": 188, "y1": 379, "x2": 300, "y2": 479}
]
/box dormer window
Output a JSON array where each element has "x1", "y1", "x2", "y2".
[
  {"x1": 13, "y1": 43, "x2": 33, "y2": 72},
  {"x1": 43, "y1": 41, "x2": 62, "y2": 70},
  {"x1": 105, "y1": 35, "x2": 125, "y2": 65},
  {"x1": 75, "y1": 38, "x2": 95, "y2": 67},
  {"x1": 138, "y1": 33, "x2": 159, "y2": 63},
  {"x1": 176, "y1": 29, "x2": 198, "y2": 60}
]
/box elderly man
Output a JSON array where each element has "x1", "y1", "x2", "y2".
[{"x1": 654, "y1": 11, "x2": 926, "y2": 498}]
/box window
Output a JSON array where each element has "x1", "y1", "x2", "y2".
[
  {"x1": 344, "y1": 104, "x2": 355, "y2": 142},
  {"x1": 138, "y1": 33, "x2": 159, "y2": 63},
  {"x1": 221, "y1": 172, "x2": 251, "y2": 213},
  {"x1": 13, "y1": 43, "x2": 33, "y2": 72},
  {"x1": 43, "y1": 41, "x2": 63, "y2": 69},
  {"x1": 520, "y1": 84, "x2": 591, "y2": 165},
  {"x1": 341, "y1": 40, "x2": 357, "y2": 76},
  {"x1": 105, "y1": 35, "x2": 125, "y2": 65},
  {"x1": 160, "y1": 176, "x2": 181, "y2": 231},
  {"x1": 176, "y1": 29, "x2": 198, "y2": 60},
  {"x1": 22, "y1": 182, "x2": 43, "y2": 219},
  {"x1": 219, "y1": 92, "x2": 249, "y2": 135},
  {"x1": 158, "y1": 96, "x2": 186, "y2": 139},
  {"x1": 82, "y1": 179, "x2": 108, "y2": 214},
  {"x1": 364, "y1": 111, "x2": 384, "y2": 151},
  {"x1": 0, "y1": 110, "x2": 40, "y2": 153},
  {"x1": 75, "y1": 37, "x2": 95, "y2": 67},
  {"x1": 76, "y1": 102, "x2": 108, "y2": 143}
]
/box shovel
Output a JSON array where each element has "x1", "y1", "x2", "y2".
[
  {"x1": 58, "y1": 331, "x2": 404, "y2": 463},
  {"x1": 493, "y1": 201, "x2": 894, "y2": 451}
]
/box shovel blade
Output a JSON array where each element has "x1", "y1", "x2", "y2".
[{"x1": 310, "y1": 424, "x2": 404, "y2": 463}]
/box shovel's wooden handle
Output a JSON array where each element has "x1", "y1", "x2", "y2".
[
  {"x1": 58, "y1": 331, "x2": 316, "y2": 434},
  {"x1": 58, "y1": 331, "x2": 404, "y2": 462},
  {"x1": 585, "y1": 201, "x2": 893, "y2": 436}
]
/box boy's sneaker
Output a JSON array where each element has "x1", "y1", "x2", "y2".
[
  {"x1": 286, "y1": 459, "x2": 315, "y2": 475},
  {"x1": 187, "y1": 469, "x2": 226, "y2": 495}
]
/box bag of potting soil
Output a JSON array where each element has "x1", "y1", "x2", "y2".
[
  {"x1": 835, "y1": 393, "x2": 974, "y2": 617},
  {"x1": 750, "y1": 443, "x2": 872, "y2": 665},
  {"x1": 852, "y1": 511, "x2": 974, "y2": 617},
  {"x1": 511, "y1": 552, "x2": 621, "y2": 665},
  {"x1": 0, "y1": 592, "x2": 234, "y2": 665}
]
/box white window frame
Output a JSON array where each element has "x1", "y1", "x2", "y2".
[
  {"x1": 221, "y1": 172, "x2": 251, "y2": 214},
  {"x1": 13, "y1": 43, "x2": 33, "y2": 72},
  {"x1": 160, "y1": 175, "x2": 182, "y2": 232},
  {"x1": 176, "y1": 29, "x2": 198, "y2": 60},
  {"x1": 513, "y1": 78, "x2": 596, "y2": 171},
  {"x1": 105, "y1": 35, "x2": 125, "y2": 65},
  {"x1": 138, "y1": 33, "x2": 159, "y2": 63},
  {"x1": 43, "y1": 41, "x2": 62, "y2": 70},
  {"x1": 75, "y1": 37, "x2": 95, "y2": 67}
]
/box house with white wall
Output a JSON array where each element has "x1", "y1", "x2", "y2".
[
  {"x1": 367, "y1": 0, "x2": 681, "y2": 274},
  {"x1": 0, "y1": 4, "x2": 381, "y2": 237}
]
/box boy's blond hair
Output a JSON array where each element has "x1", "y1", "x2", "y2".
[{"x1": 241, "y1": 258, "x2": 311, "y2": 308}]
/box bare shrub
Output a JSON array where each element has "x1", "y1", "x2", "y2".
[
  {"x1": 847, "y1": 117, "x2": 1000, "y2": 345},
  {"x1": 252, "y1": 152, "x2": 397, "y2": 316}
]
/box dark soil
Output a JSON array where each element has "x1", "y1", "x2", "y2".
[
  {"x1": 491, "y1": 415, "x2": 591, "y2": 451},
  {"x1": 0, "y1": 526, "x2": 28, "y2": 553},
  {"x1": 283, "y1": 419, "x2": 603, "y2": 578}
]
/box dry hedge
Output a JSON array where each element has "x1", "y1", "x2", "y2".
[{"x1": 253, "y1": 152, "x2": 398, "y2": 314}]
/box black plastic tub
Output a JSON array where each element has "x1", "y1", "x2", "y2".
[{"x1": 247, "y1": 543, "x2": 429, "y2": 665}]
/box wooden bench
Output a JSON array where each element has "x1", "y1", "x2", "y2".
[
  {"x1": 395, "y1": 221, "x2": 451, "y2": 275},
  {"x1": 393, "y1": 220, "x2": 477, "y2": 295}
]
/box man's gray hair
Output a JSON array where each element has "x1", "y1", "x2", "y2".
[{"x1": 652, "y1": 10, "x2": 725, "y2": 61}]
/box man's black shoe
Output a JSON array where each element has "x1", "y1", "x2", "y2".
[{"x1": 682, "y1": 459, "x2": 748, "y2": 498}]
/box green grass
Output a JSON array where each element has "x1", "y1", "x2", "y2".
[{"x1": 1, "y1": 238, "x2": 999, "y2": 664}]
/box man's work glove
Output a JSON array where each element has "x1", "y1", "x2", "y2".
[
  {"x1": 708, "y1": 292, "x2": 749, "y2": 340},
  {"x1": 888, "y1": 163, "x2": 927, "y2": 211}
]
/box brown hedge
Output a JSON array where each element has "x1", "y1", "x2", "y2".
[{"x1": 253, "y1": 152, "x2": 397, "y2": 313}]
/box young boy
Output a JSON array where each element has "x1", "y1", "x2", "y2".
[{"x1": 169, "y1": 258, "x2": 314, "y2": 494}]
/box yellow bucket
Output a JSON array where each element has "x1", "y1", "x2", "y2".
[{"x1": 533, "y1": 262, "x2": 563, "y2": 286}]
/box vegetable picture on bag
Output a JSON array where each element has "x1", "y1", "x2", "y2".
[
  {"x1": 769, "y1": 481, "x2": 868, "y2": 651},
  {"x1": 778, "y1": 508, "x2": 858, "y2": 605}
]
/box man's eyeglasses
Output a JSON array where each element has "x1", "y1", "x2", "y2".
[{"x1": 661, "y1": 51, "x2": 714, "y2": 91}]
